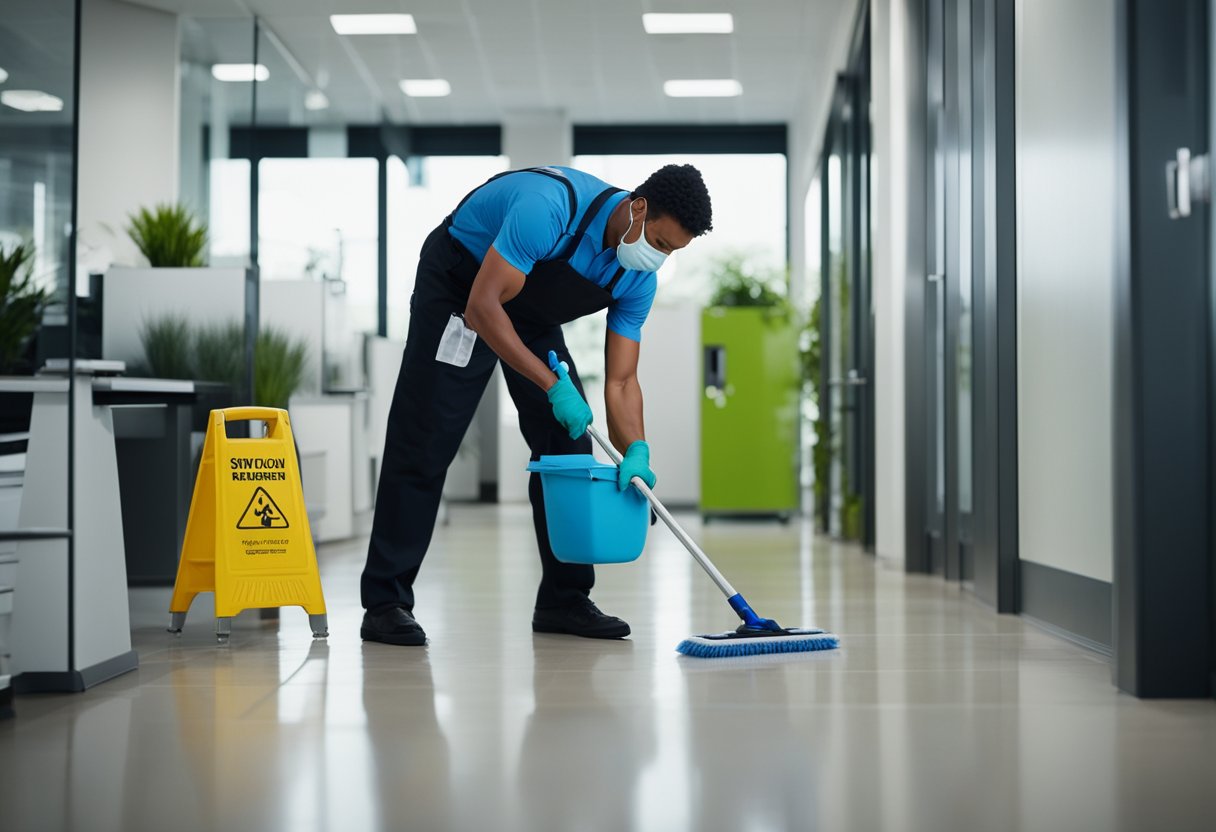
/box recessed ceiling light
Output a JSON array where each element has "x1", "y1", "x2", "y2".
[
  {"x1": 331, "y1": 14, "x2": 416, "y2": 35},
  {"x1": 211, "y1": 64, "x2": 269, "y2": 82},
  {"x1": 1, "y1": 90, "x2": 64, "y2": 112},
  {"x1": 643, "y1": 13, "x2": 734, "y2": 34},
  {"x1": 400, "y1": 79, "x2": 451, "y2": 97},
  {"x1": 305, "y1": 90, "x2": 330, "y2": 111},
  {"x1": 0, "y1": 67, "x2": 8, "y2": 84},
  {"x1": 663, "y1": 79, "x2": 742, "y2": 97}
]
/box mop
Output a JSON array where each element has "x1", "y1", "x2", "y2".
[{"x1": 582, "y1": 420, "x2": 839, "y2": 659}]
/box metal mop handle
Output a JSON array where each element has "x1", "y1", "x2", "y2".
[{"x1": 586, "y1": 425, "x2": 737, "y2": 600}]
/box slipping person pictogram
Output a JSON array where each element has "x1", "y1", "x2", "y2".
[{"x1": 237, "y1": 487, "x2": 290, "y2": 530}]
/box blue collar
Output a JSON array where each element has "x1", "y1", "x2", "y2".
[{"x1": 587, "y1": 191, "x2": 630, "y2": 254}]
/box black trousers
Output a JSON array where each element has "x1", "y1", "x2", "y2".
[{"x1": 361, "y1": 224, "x2": 595, "y2": 612}]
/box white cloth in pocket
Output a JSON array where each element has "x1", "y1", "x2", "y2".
[{"x1": 436, "y1": 313, "x2": 478, "y2": 367}]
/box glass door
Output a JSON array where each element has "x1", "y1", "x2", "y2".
[
  {"x1": 922, "y1": 0, "x2": 975, "y2": 579},
  {"x1": 821, "y1": 11, "x2": 875, "y2": 547}
]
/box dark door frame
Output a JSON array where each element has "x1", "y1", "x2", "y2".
[
  {"x1": 1114, "y1": 0, "x2": 1214, "y2": 698},
  {"x1": 904, "y1": 0, "x2": 931, "y2": 574},
  {"x1": 969, "y1": 0, "x2": 1019, "y2": 611}
]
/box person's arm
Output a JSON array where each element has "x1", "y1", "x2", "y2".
[
  {"x1": 463, "y1": 245, "x2": 555, "y2": 391},
  {"x1": 603, "y1": 330, "x2": 646, "y2": 453}
]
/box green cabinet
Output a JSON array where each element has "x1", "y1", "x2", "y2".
[{"x1": 700, "y1": 307, "x2": 800, "y2": 517}]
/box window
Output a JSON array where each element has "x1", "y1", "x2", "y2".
[
  {"x1": 386, "y1": 155, "x2": 508, "y2": 338},
  {"x1": 574, "y1": 153, "x2": 787, "y2": 305},
  {"x1": 569, "y1": 153, "x2": 788, "y2": 379}
]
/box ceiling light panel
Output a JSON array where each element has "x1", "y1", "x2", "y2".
[
  {"x1": 211, "y1": 64, "x2": 269, "y2": 82},
  {"x1": 1, "y1": 90, "x2": 64, "y2": 112},
  {"x1": 400, "y1": 79, "x2": 451, "y2": 97},
  {"x1": 0, "y1": 67, "x2": 8, "y2": 84},
  {"x1": 331, "y1": 14, "x2": 416, "y2": 35},
  {"x1": 643, "y1": 13, "x2": 734, "y2": 34},
  {"x1": 663, "y1": 79, "x2": 743, "y2": 97}
]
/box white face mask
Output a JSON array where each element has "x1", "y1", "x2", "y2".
[{"x1": 617, "y1": 199, "x2": 668, "y2": 272}]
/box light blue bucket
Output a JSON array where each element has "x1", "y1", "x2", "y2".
[{"x1": 527, "y1": 454, "x2": 649, "y2": 564}]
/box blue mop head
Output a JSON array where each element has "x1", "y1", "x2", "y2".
[{"x1": 676, "y1": 627, "x2": 839, "y2": 658}]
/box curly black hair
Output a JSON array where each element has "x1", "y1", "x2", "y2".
[{"x1": 632, "y1": 164, "x2": 713, "y2": 237}]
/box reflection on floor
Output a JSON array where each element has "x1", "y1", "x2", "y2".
[{"x1": 1, "y1": 504, "x2": 1214, "y2": 832}]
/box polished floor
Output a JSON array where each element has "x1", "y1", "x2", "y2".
[{"x1": 2, "y1": 504, "x2": 1214, "y2": 832}]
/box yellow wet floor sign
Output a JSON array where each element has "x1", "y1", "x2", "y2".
[{"x1": 169, "y1": 407, "x2": 327, "y2": 642}]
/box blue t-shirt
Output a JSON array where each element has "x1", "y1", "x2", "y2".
[{"x1": 447, "y1": 166, "x2": 657, "y2": 342}]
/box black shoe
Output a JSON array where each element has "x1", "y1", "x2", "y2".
[
  {"x1": 361, "y1": 604, "x2": 427, "y2": 646},
  {"x1": 532, "y1": 600, "x2": 631, "y2": 639}
]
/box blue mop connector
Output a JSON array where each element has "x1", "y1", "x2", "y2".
[{"x1": 727, "y1": 593, "x2": 783, "y2": 632}]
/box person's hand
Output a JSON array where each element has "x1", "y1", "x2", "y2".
[
  {"x1": 545, "y1": 352, "x2": 593, "y2": 439},
  {"x1": 618, "y1": 440, "x2": 657, "y2": 492}
]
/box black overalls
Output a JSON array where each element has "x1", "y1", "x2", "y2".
[{"x1": 361, "y1": 168, "x2": 628, "y2": 613}]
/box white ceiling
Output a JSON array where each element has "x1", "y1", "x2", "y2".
[{"x1": 129, "y1": 0, "x2": 855, "y2": 126}]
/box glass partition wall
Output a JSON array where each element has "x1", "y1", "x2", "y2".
[
  {"x1": 0, "y1": 1, "x2": 78, "y2": 379},
  {"x1": 177, "y1": 15, "x2": 256, "y2": 406},
  {"x1": 179, "y1": 15, "x2": 510, "y2": 394},
  {"x1": 1, "y1": 0, "x2": 85, "y2": 695}
]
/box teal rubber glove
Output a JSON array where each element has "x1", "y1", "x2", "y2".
[
  {"x1": 618, "y1": 440, "x2": 657, "y2": 492},
  {"x1": 545, "y1": 352, "x2": 593, "y2": 439}
]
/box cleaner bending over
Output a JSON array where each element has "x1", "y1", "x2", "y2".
[{"x1": 361, "y1": 163, "x2": 713, "y2": 646}]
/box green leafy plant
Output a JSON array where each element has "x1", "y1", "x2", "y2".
[
  {"x1": 805, "y1": 253, "x2": 866, "y2": 540},
  {"x1": 139, "y1": 314, "x2": 195, "y2": 379},
  {"x1": 126, "y1": 203, "x2": 208, "y2": 267},
  {"x1": 0, "y1": 241, "x2": 50, "y2": 373},
  {"x1": 707, "y1": 254, "x2": 789, "y2": 309},
  {"x1": 843, "y1": 493, "x2": 865, "y2": 541},
  {"x1": 254, "y1": 326, "x2": 308, "y2": 410},
  {"x1": 138, "y1": 315, "x2": 309, "y2": 410},
  {"x1": 193, "y1": 321, "x2": 245, "y2": 390}
]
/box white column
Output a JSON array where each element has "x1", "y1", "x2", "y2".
[
  {"x1": 871, "y1": 0, "x2": 913, "y2": 566},
  {"x1": 502, "y1": 109, "x2": 572, "y2": 169},
  {"x1": 496, "y1": 110, "x2": 573, "y2": 502},
  {"x1": 77, "y1": 0, "x2": 181, "y2": 269}
]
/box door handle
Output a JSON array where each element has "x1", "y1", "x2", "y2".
[
  {"x1": 828, "y1": 370, "x2": 868, "y2": 387},
  {"x1": 1167, "y1": 147, "x2": 1210, "y2": 219},
  {"x1": 703, "y1": 345, "x2": 726, "y2": 389}
]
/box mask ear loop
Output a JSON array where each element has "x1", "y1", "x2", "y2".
[{"x1": 620, "y1": 198, "x2": 641, "y2": 246}]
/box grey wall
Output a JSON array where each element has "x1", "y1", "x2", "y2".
[
  {"x1": 78, "y1": 0, "x2": 181, "y2": 268},
  {"x1": 1014, "y1": 0, "x2": 1116, "y2": 584}
]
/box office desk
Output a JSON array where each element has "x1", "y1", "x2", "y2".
[
  {"x1": 99, "y1": 378, "x2": 198, "y2": 586},
  {"x1": 1, "y1": 369, "x2": 137, "y2": 691}
]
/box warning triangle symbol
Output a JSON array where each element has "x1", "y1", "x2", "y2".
[{"x1": 236, "y1": 487, "x2": 290, "y2": 530}]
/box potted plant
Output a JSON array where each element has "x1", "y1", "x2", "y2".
[
  {"x1": 138, "y1": 315, "x2": 309, "y2": 409},
  {"x1": 103, "y1": 203, "x2": 247, "y2": 374},
  {"x1": 0, "y1": 241, "x2": 50, "y2": 375},
  {"x1": 254, "y1": 326, "x2": 309, "y2": 411},
  {"x1": 706, "y1": 254, "x2": 790, "y2": 311},
  {"x1": 127, "y1": 204, "x2": 208, "y2": 268},
  {"x1": 0, "y1": 241, "x2": 51, "y2": 434},
  {"x1": 137, "y1": 314, "x2": 195, "y2": 379}
]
